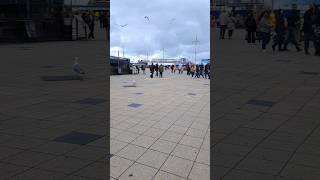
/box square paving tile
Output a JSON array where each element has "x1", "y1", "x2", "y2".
[
  {"x1": 0, "y1": 162, "x2": 29, "y2": 179},
  {"x1": 150, "y1": 139, "x2": 177, "y2": 154},
  {"x1": 9, "y1": 168, "x2": 67, "y2": 180},
  {"x1": 153, "y1": 170, "x2": 186, "y2": 180},
  {"x1": 36, "y1": 156, "x2": 92, "y2": 174},
  {"x1": 110, "y1": 156, "x2": 133, "y2": 179},
  {"x1": 2, "y1": 150, "x2": 56, "y2": 167},
  {"x1": 54, "y1": 131, "x2": 104, "y2": 145},
  {"x1": 118, "y1": 162, "x2": 157, "y2": 180},
  {"x1": 137, "y1": 149, "x2": 169, "y2": 169},
  {"x1": 246, "y1": 99, "x2": 276, "y2": 107},
  {"x1": 160, "y1": 131, "x2": 184, "y2": 143},
  {"x1": 172, "y1": 144, "x2": 199, "y2": 161},
  {"x1": 74, "y1": 161, "x2": 108, "y2": 179},
  {"x1": 300, "y1": 71, "x2": 318, "y2": 75},
  {"x1": 128, "y1": 103, "x2": 143, "y2": 108},
  {"x1": 131, "y1": 135, "x2": 157, "y2": 148},
  {"x1": 73, "y1": 98, "x2": 106, "y2": 105},
  {"x1": 116, "y1": 144, "x2": 147, "y2": 161},
  {"x1": 161, "y1": 155, "x2": 193, "y2": 178},
  {"x1": 188, "y1": 163, "x2": 210, "y2": 180},
  {"x1": 179, "y1": 135, "x2": 203, "y2": 149},
  {"x1": 236, "y1": 158, "x2": 285, "y2": 175}
]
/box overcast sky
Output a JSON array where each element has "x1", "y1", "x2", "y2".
[{"x1": 110, "y1": 0, "x2": 210, "y2": 62}]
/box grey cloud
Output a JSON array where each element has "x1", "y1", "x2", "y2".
[{"x1": 111, "y1": 0, "x2": 210, "y2": 62}]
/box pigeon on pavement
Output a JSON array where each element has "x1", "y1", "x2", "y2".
[{"x1": 72, "y1": 57, "x2": 85, "y2": 75}]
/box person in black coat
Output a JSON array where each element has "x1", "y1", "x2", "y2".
[
  {"x1": 302, "y1": 4, "x2": 320, "y2": 55},
  {"x1": 245, "y1": 12, "x2": 257, "y2": 43},
  {"x1": 150, "y1": 63, "x2": 155, "y2": 78},
  {"x1": 283, "y1": 8, "x2": 302, "y2": 51},
  {"x1": 155, "y1": 63, "x2": 159, "y2": 76}
]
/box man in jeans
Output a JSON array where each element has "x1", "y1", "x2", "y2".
[{"x1": 283, "y1": 7, "x2": 302, "y2": 51}]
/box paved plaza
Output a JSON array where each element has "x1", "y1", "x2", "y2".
[
  {"x1": 110, "y1": 72, "x2": 210, "y2": 180},
  {"x1": 213, "y1": 28, "x2": 320, "y2": 180},
  {"x1": 0, "y1": 28, "x2": 109, "y2": 179}
]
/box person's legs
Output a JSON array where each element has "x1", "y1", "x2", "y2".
[
  {"x1": 292, "y1": 28, "x2": 301, "y2": 51},
  {"x1": 247, "y1": 31, "x2": 251, "y2": 43},
  {"x1": 304, "y1": 33, "x2": 311, "y2": 54},
  {"x1": 261, "y1": 32, "x2": 267, "y2": 50},
  {"x1": 220, "y1": 26, "x2": 226, "y2": 39},
  {"x1": 228, "y1": 30, "x2": 232, "y2": 39},
  {"x1": 252, "y1": 31, "x2": 256, "y2": 43}
]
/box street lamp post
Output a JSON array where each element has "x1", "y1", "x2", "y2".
[{"x1": 192, "y1": 35, "x2": 200, "y2": 64}]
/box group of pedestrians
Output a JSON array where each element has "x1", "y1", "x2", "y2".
[
  {"x1": 218, "y1": 10, "x2": 237, "y2": 39},
  {"x1": 149, "y1": 63, "x2": 164, "y2": 78},
  {"x1": 185, "y1": 63, "x2": 211, "y2": 79},
  {"x1": 243, "y1": 4, "x2": 320, "y2": 55},
  {"x1": 133, "y1": 63, "x2": 211, "y2": 79}
]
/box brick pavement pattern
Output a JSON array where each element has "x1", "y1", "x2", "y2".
[
  {"x1": 0, "y1": 27, "x2": 109, "y2": 179},
  {"x1": 110, "y1": 72, "x2": 210, "y2": 180},
  {"x1": 213, "y1": 29, "x2": 320, "y2": 180}
]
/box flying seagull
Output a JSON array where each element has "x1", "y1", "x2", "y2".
[
  {"x1": 144, "y1": 16, "x2": 150, "y2": 22},
  {"x1": 72, "y1": 57, "x2": 85, "y2": 75},
  {"x1": 115, "y1": 23, "x2": 128, "y2": 27}
]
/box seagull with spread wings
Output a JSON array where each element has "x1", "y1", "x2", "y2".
[
  {"x1": 144, "y1": 16, "x2": 150, "y2": 22},
  {"x1": 115, "y1": 23, "x2": 128, "y2": 27}
]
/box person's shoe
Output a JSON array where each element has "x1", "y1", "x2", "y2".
[
  {"x1": 305, "y1": 50, "x2": 310, "y2": 55},
  {"x1": 262, "y1": 49, "x2": 267, "y2": 53}
]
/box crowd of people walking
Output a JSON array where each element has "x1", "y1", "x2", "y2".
[
  {"x1": 217, "y1": 3, "x2": 320, "y2": 56},
  {"x1": 131, "y1": 63, "x2": 211, "y2": 79},
  {"x1": 251, "y1": 4, "x2": 319, "y2": 55}
]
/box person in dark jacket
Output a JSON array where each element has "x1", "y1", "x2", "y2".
[
  {"x1": 204, "y1": 63, "x2": 209, "y2": 79},
  {"x1": 245, "y1": 12, "x2": 257, "y2": 43},
  {"x1": 195, "y1": 65, "x2": 200, "y2": 78},
  {"x1": 155, "y1": 63, "x2": 159, "y2": 77},
  {"x1": 302, "y1": 4, "x2": 320, "y2": 55},
  {"x1": 283, "y1": 8, "x2": 302, "y2": 51},
  {"x1": 199, "y1": 64, "x2": 205, "y2": 78},
  {"x1": 150, "y1": 63, "x2": 154, "y2": 78}
]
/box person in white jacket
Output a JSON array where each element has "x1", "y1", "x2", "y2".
[{"x1": 218, "y1": 10, "x2": 230, "y2": 39}]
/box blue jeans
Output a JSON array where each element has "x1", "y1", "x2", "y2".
[
  {"x1": 284, "y1": 27, "x2": 300, "y2": 50},
  {"x1": 261, "y1": 32, "x2": 271, "y2": 50}
]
